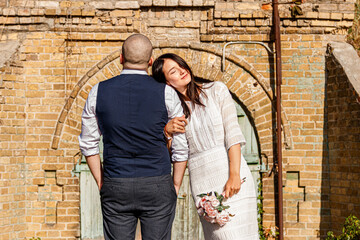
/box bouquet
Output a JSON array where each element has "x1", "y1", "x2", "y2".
[{"x1": 196, "y1": 177, "x2": 246, "y2": 227}]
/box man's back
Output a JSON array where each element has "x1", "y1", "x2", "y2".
[
  {"x1": 96, "y1": 73, "x2": 171, "y2": 178},
  {"x1": 78, "y1": 34, "x2": 188, "y2": 240}
]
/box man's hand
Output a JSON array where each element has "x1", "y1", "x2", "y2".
[
  {"x1": 165, "y1": 115, "x2": 188, "y2": 135},
  {"x1": 98, "y1": 179, "x2": 103, "y2": 191},
  {"x1": 85, "y1": 154, "x2": 104, "y2": 192},
  {"x1": 174, "y1": 185, "x2": 180, "y2": 195},
  {"x1": 173, "y1": 161, "x2": 187, "y2": 196}
]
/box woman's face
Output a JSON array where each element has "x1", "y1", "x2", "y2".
[{"x1": 162, "y1": 58, "x2": 191, "y2": 94}]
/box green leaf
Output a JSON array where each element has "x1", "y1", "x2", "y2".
[
  {"x1": 295, "y1": 5, "x2": 303, "y2": 15},
  {"x1": 290, "y1": 6, "x2": 295, "y2": 17}
]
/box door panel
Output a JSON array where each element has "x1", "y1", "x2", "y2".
[
  {"x1": 235, "y1": 102, "x2": 261, "y2": 197},
  {"x1": 80, "y1": 164, "x2": 104, "y2": 240},
  {"x1": 171, "y1": 168, "x2": 205, "y2": 240}
]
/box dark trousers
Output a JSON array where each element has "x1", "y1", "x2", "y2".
[{"x1": 100, "y1": 174, "x2": 177, "y2": 240}]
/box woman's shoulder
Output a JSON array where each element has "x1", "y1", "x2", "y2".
[
  {"x1": 204, "y1": 81, "x2": 228, "y2": 94},
  {"x1": 202, "y1": 81, "x2": 229, "y2": 103},
  {"x1": 203, "y1": 81, "x2": 227, "y2": 88}
]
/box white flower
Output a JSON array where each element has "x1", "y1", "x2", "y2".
[
  {"x1": 216, "y1": 210, "x2": 230, "y2": 226},
  {"x1": 211, "y1": 198, "x2": 220, "y2": 208}
]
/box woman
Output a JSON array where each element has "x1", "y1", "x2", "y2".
[{"x1": 152, "y1": 53, "x2": 259, "y2": 240}]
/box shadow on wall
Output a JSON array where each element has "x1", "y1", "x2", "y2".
[{"x1": 321, "y1": 42, "x2": 360, "y2": 237}]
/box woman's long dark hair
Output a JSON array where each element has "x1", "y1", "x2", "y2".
[{"x1": 152, "y1": 53, "x2": 211, "y2": 118}]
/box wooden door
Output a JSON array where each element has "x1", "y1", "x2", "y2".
[
  {"x1": 171, "y1": 168, "x2": 205, "y2": 239},
  {"x1": 79, "y1": 160, "x2": 104, "y2": 240},
  {"x1": 234, "y1": 101, "x2": 261, "y2": 197},
  {"x1": 77, "y1": 137, "x2": 104, "y2": 240}
]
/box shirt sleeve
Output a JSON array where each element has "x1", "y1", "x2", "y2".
[
  {"x1": 165, "y1": 85, "x2": 189, "y2": 162},
  {"x1": 214, "y1": 82, "x2": 246, "y2": 150},
  {"x1": 78, "y1": 83, "x2": 102, "y2": 156}
]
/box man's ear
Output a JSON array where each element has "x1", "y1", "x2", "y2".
[
  {"x1": 148, "y1": 57, "x2": 154, "y2": 67},
  {"x1": 120, "y1": 54, "x2": 125, "y2": 64}
]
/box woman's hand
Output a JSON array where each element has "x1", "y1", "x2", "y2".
[
  {"x1": 165, "y1": 115, "x2": 188, "y2": 135},
  {"x1": 223, "y1": 174, "x2": 241, "y2": 198}
]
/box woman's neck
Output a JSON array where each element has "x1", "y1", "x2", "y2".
[{"x1": 178, "y1": 87, "x2": 187, "y2": 96}]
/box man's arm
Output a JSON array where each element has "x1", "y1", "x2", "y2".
[
  {"x1": 86, "y1": 154, "x2": 104, "y2": 190},
  {"x1": 79, "y1": 84, "x2": 103, "y2": 189},
  {"x1": 173, "y1": 161, "x2": 187, "y2": 195}
]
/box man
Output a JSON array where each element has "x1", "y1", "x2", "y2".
[{"x1": 78, "y1": 34, "x2": 188, "y2": 240}]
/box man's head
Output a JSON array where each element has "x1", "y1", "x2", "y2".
[{"x1": 120, "y1": 34, "x2": 153, "y2": 70}]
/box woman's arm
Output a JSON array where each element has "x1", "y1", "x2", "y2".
[
  {"x1": 223, "y1": 144, "x2": 241, "y2": 198},
  {"x1": 214, "y1": 82, "x2": 246, "y2": 198}
]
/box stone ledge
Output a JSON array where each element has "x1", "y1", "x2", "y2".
[
  {"x1": 115, "y1": 1, "x2": 140, "y2": 9},
  {"x1": 89, "y1": 1, "x2": 115, "y2": 9},
  {"x1": 0, "y1": 6, "x2": 355, "y2": 24},
  {"x1": 328, "y1": 42, "x2": 360, "y2": 98}
]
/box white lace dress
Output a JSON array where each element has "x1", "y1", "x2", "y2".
[{"x1": 185, "y1": 81, "x2": 259, "y2": 240}]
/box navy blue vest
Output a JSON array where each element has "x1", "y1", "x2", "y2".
[{"x1": 96, "y1": 74, "x2": 170, "y2": 178}]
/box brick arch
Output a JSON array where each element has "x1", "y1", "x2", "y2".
[
  {"x1": 51, "y1": 43, "x2": 292, "y2": 156},
  {"x1": 51, "y1": 50, "x2": 121, "y2": 150}
]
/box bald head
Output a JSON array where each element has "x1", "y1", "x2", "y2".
[{"x1": 121, "y1": 34, "x2": 153, "y2": 69}]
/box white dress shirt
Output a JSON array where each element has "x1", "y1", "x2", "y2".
[{"x1": 78, "y1": 69, "x2": 188, "y2": 162}]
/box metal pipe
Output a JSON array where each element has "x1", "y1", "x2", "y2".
[
  {"x1": 222, "y1": 41, "x2": 274, "y2": 71},
  {"x1": 273, "y1": 0, "x2": 284, "y2": 239}
]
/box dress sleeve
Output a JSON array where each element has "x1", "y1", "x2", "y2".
[{"x1": 214, "y1": 82, "x2": 246, "y2": 150}]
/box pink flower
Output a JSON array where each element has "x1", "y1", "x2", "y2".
[
  {"x1": 204, "y1": 202, "x2": 217, "y2": 218},
  {"x1": 198, "y1": 196, "x2": 208, "y2": 208},
  {"x1": 208, "y1": 195, "x2": 217, "y2": 202},
  {"x1": 216, "y1": 210, "x2": 230, "y2": 226},
  {"x1": 204, "y1": 214, "x2": 216, "y2": 223},
  {"x1": 207, "y1": 195, "x2": 220, "y2": 207},
  {"x1": 197, "y1": 191, "x2": 234, "y2": 226}
]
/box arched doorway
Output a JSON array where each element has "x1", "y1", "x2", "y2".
[{"x1": 51, "y1": 44, "x2": 292, "y2": 239}]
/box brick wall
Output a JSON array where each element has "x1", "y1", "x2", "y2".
[
  {"x1": 0, "y1": 37, "x2": 26, "y2": 240},
  {"x1": 0, "y1": 0, "x2": 357, "y2": 239},
  {"x1": 323, "y1": 42, "x2": 360, "y2": 235}
]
